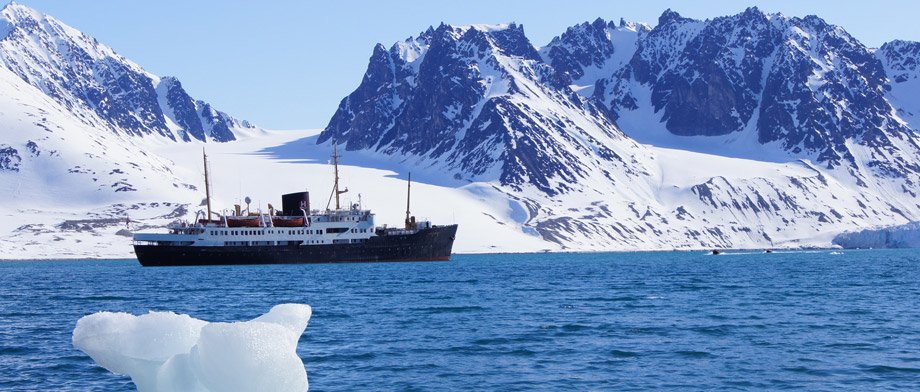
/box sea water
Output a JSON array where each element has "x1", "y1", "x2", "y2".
[{"x1": 1, "y1": 250, "x2": 919, "y2": 391}]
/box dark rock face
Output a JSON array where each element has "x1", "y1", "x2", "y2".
[
  {"x1": 641, "y1": 8, "x2": 777, "y2": 137},
  {"x1": 159, "y1": 77, "x2": 205, "y2": 142},
  {"x1": 541, "y1": 18, "x2": 650, "y2": 95},
  {"x1": 543, "y1": 18, "x2": 618, "y2": 83},
  {"x1": 879, "y1": 40, "x2": 920, "y2": 83},
  {"x1": 0, "y1": 3, "x2": 253, "y2": 142},
  {"x1": 195, "y1": 101, "x2": 241, "y2": 143},
  {"x1": 0, "y1": 145, "x2": 21, "y2": 171}
]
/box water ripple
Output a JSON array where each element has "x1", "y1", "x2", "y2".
[{"x1": 0, "y1": 249, "x2": 919, "y2": 391}]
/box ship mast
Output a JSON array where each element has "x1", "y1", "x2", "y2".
[
  {"x1": 203, "y1": 148, "x2": 212, "y2": 222},
  {"x1": 405, "y1": 172, "x2": 411, "y2": 228},
  {"x1": 328, "y1": 141, "x2": 348, "y2": 210}
]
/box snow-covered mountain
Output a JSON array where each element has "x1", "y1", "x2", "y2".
[
  {"x1": 596, "y1": 8, "x2": 920, "y2": 181},
  {"x1": 320, "y1": 8, "x2": 920, "y2": 250},
  {"x1": 0, "y1": 2, "x2": 259, "y2": 143},
  {"x1": 0, "y1": 2, "x2": 264, "y2": 204},
  {"x1": 320, "y1": 22, "x2": 649, "y2": 197},
  {"x1": 0, "y1": 2, "x2": 268, "y2": 258}
]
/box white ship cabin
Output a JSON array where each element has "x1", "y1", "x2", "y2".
[{"x1": 133, "y1": 205, "x2": 432, "y2": 247}]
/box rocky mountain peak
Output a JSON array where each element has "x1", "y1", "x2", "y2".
[{"x1": 658, "y1": 9, "x2": 687, "y2": 25}]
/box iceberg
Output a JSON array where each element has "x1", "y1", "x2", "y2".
[{"x1": 72, "y1": 304, "x2": 311, "y2": 392}]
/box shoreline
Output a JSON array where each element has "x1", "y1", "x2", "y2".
[{"x1": 0, "y1": 246, "x2": 865, "y2": 262}]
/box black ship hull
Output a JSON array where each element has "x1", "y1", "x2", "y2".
[{"x1": 135, "y1": 225, "x2": 458, "y2": 266}]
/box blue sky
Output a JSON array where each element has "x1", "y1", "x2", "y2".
[{"x1": 13, "y1": 0, "x2": 920, "y2": 130}]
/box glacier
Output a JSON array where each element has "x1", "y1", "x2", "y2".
[
  {"x1": 72, "y1": 304, "x2": 312, "y2": 392},
  {"x1": 832, "y1": 222, "x2": 920, "y2": 249}
]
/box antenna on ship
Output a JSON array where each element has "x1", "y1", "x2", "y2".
[
  {"x1": 203, "y1": 148, "x2": 212, "y2": 224},
  {"x1": 327, "y1": 139, "x2": 348, "y2": 210}
]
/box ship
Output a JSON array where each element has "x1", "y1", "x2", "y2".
[{"x1": 132, "y1": 146, "x2": 458, "y2": 266}]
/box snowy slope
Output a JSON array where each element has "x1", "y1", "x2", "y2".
[{"x1": 0, "y1": 128, "x2": 555, "y2": 258}]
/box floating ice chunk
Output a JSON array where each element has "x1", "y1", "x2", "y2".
[{"x1": 73, "y1": 304, "x2": 311, "y2": 392}]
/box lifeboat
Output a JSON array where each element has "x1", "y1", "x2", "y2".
[
  {"x1": 226, "y1": 216, "x2": 261, "y2": 228},
  {"x1": 272, "y1": 216, "x2": 305, "y2": 227}
]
